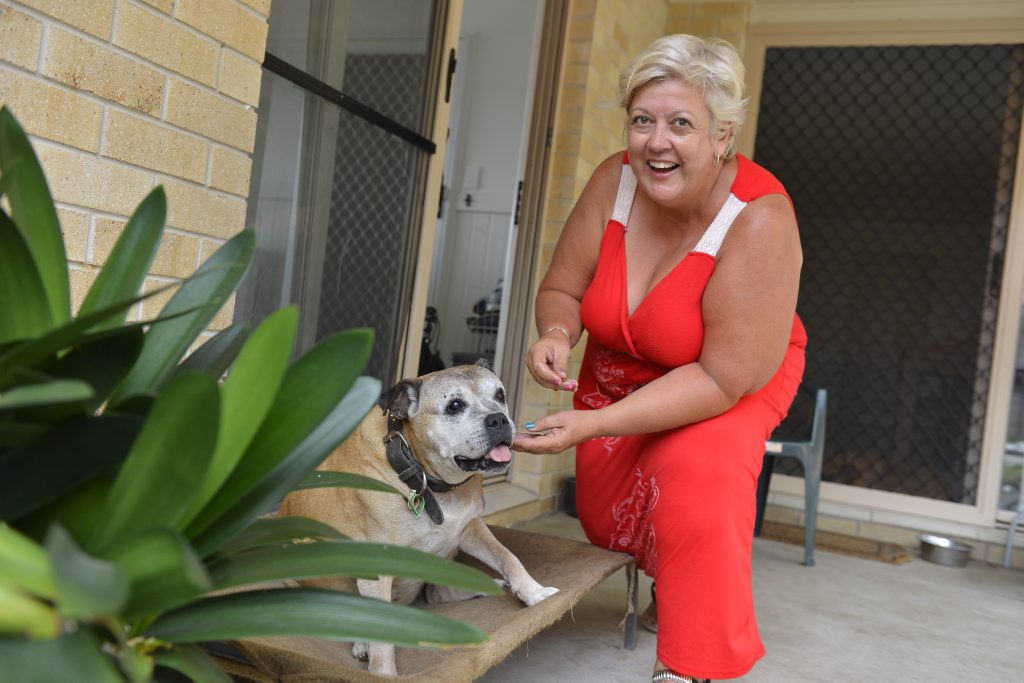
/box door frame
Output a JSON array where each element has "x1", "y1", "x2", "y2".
[
  {"x1": 399, "y1": 0, "x2": 465, "y2": 381},
  {"x1": 740, "y1": 17, "x2": 1024, "y2": 528}
]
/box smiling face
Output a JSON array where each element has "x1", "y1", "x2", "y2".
[
  {"x1": 394, "y1": 364, "x2": 516, "y2": 483},
  {"x1": 626, "y1": 78, "x2": 730, "y2": 211}
]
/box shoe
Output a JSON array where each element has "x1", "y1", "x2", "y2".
[
  {"x1": 641, "y1": 582, "x2": 657, "y2": 633},
  {"x1": 651, "y1": 671, "x2": 710, "y2": 683}
]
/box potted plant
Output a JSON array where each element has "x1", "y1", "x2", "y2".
[{"x1": 0, "y1": 107, "x2": 498, "y2": 681}]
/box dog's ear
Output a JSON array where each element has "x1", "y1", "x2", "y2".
[
  {"x1": 474, "y1": 357, "x2": 491, "y2": 371},
  {"x1": 381, "y1": 378, "x2": 422, "y2": 420}
]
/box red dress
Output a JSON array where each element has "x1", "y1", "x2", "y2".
[{"x1": 573, "y1": 153, "x2": 807, "y2": 679}]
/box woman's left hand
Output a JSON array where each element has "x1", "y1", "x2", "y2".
[{"x1": 512, "y1": 409, "x2": 599, "y2": 454}]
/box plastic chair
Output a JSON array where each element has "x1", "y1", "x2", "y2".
[{"x1": 754, "y1": 388, "x2": 827, "y2": 566}]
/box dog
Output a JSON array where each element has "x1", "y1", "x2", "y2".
[{"x1": 278, "y1": 360, "x2": 558, "y2": 676}]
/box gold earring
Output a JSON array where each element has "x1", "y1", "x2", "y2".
[{"x1": 715, "y1": 152, "x2": 721, "y2": 165}]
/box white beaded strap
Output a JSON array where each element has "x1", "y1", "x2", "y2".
[
  {"x1": 611, "y1": 163, "x2": 638, "y2": 228},
  {"x1": 693, "y1": 193, "x2": 747, "y2": 257},
  {"x1": 652, "y1": 672, "x2": 708, "y2": 683}
]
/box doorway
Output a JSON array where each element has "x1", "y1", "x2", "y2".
[
  {"x1": 238, "y1": 0, "x2": 461, "y2": 387},
  {"x1": 423, "y1": 0, "x2": 544, "y2": 380}
]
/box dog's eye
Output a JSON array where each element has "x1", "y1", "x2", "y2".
[
  {"x1": 495, "y1": 388, "x2": 505, "y2": 404},
  {"x1": 445, "y1": 399, "x2": 465, "y2": 415}
]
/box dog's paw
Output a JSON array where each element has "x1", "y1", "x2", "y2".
[
  {"x1": 352, "y1": 641, "x2": 369, "y2": 662},
  {"x1": 515, "y1": 582, "x2": 559, "y2": 606}
]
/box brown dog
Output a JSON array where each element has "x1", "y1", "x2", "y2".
[{"x1": 279, "y1": 361, "x2": 558, "y2": 676}]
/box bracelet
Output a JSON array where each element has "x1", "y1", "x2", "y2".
[{"x1": 545, "y1": 326, "x2": 572, "y2": 341}]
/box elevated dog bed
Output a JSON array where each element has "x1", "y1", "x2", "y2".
[{"x1": 212, "y1": 526, "x2": 634, "y2": 682}]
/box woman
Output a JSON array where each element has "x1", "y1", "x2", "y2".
[{"x1": 513, "y1": 35, "x2": 806, "y2": 682}]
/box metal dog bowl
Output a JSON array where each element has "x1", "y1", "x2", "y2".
[{"x1": 919, "y1": 534, "x2": 972, "y2": 567}]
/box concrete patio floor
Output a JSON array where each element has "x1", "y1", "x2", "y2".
[{"x1": 478, "y1": 513, "x2": 1023, "y2": 683}]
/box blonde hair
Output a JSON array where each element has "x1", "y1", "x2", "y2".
[{"x1": 618, "y1": 34, "x2": 748, "y2": 159}]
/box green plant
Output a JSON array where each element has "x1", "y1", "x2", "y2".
[{"x1": 0, "y1": 107, "x2": 499, "y2": 681}]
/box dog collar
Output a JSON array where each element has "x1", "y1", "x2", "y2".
[{"x1": 383, "y1": 412, "x2": 462, "y2": 525}]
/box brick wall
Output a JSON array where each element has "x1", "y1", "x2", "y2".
[
  {"x1": 666, "y1": 1, "x2": 750, "y2": 55},
  {"x1": 0, "y1": 0, "x2": 270, "y2": 329}
]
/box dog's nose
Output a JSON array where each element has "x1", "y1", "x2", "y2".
[{"x1": 485, "y1": 412, "x2": 511, "y2": 438}]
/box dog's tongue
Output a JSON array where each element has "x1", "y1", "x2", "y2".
[{"x1": 487, "y1": 444, "x2": 512, "y2": 462}]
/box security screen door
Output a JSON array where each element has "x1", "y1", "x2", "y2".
[
  {"x1": 238, "y1": 0, "x2": 459, "y2": 386},
  {"x1": 754, "y1": 43, "x2": 1023, "y2": 505}
]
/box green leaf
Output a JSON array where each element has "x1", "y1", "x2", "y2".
[
  {"x1": 0, "y1": 208, "x2": 53, "y2": 344},
  {"x1": 0, "y1": 107, "x2": 70, "y2": 326},
  {"x1": 152, "y1": 644, "x2": 231, "y2": 683},
  {"x1": 186, "y1": 329, "x2": 373, "y2": 539},
  {"x1": 0, "y1": 282, "x2": 177, "y2": 391},
  {"x1": 78, "y1": 186, "x2": 166, "y2": 331},
  {"x1": 0, "y1": 379, "x2": 93, "y2": 412},
  {"x1": 41, "y1": 325, "x2": 145, "y2": 415},
  {"x1": 208, "y1": 541, "x2": 503, "y2": 595},
  {"x1": 293, "y1": 471, "x2": 401, "y2": 495},
  {"x1": 0, "y1": 524, "x2": 56, "y2": 599},
  {"x1": 0, "y1": 628, "x2": 122, "y2": 682},
  {"x1": 214, "y1": 516, "x2": 347, "y2": 556},
  {"x1": 103, "y1": 528, "x2": 212, "y2": 621},
  {"x1": 0, "y1": 414, "x2": 141, "y2": 521},
  {"x1": 110, "y1": 229, "x2": 255, "y2": 403},
  {"x1": 46, "y1": 524, "x2": 128, "y2": 619},
  {"x1": 14, "y1": 477, "x2": 112, "y2": 549},
  {"x1": 183, "y1": 307, "x2": 297, "y2": 526},
  {"x1": 174, "y1": 321, "x2": 250, "y2": 379},
  {"x1": 145, "y1": 588, "x2": 488, "y2": 648},
  {"x1": 0, "y1": 584, "x2": 60, "y2": 638},
  {"x1": 91, "y1": 373, "x2": 219, "y2": 553},
  {"x1": 191, "y1": 376, "x2": 380, "y2": 556}
]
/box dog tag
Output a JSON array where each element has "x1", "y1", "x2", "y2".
[{"x1": 407, "y1": 490, "x2": 425, "y2": 518}]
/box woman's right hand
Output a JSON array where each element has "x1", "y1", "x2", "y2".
[{"x1": 524, "y1": 328, "x2": 572, "y2": 389}]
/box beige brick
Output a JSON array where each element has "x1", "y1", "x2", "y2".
[
  {"x1": 0, "y1": 68, "x2": 103, "y2": 151},
  {"x1": 483, "y1": 497, "x2": 556, "y2": 527},
  {"x1": 859, "y1": 522, "x2": 921, "y2": 548},
  {"x1": 140, "y1": 276, "x2": 179, "y2": 320},
  {"x1": 237, "y1": 0, "x2": 271, "y2": 17},
  {"x1": 163, "y1": 178, "x2": 246, "y2": 238},
  {"x1": 165, "y1": 79, "x2": 257, "y2": 152},
  {"x1": 208, "y1": 293, "x2": 235, "y2": 330},
  {"x1": 38, "y1": 144, "x2": 154, "y2": 216},
  {"x1": 43, "y1": 29, "x2": 164, "y2": 115},
  {"x1": 763, "y1": 503, "x2": 801, "y2": 526},
  {"x1": 104, "y1": 110, "x2": 208, "y2": 183},
  {"x1": 219, "y1": 50, "x2": 262, "y2": 106},
  {"x1": 57, "y1": 207, "x2": 89, "y2": 263},
  {"x1": 18, "y1": 0, "x2": 113, "y2": 39},
  {"x1": 68, "y1": 265, "x2": 98, "y2": 313},
  {"x1": 138, "y1": 0, "x2": 173, "y2": 13},
  {"x1": 176, "y1": 0, "x2": 268, "y2": 61},
  {"x1": 209, "y1": 146, "x2": 252, "y2": 196},
  {"x1": 151, "y1": 230, "x2": 200, "y2": 278},
  {"x1": 0, "y1": 4, "x2": 42, "y2": 70},
  {"x1": 694, "y1": 3, "x2": 749, "y2": 18},
  {"x1": 815, "y1": 514, "x2": 859, "y2": 537},
  {"x1": 113, "y1": 1, "x2": 218, "y2": 87},
  {"x1": 93, "y1": 218, "x2": 200, "y2": 279}
]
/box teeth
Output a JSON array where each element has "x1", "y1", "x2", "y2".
[{"x1": 649, "y1": 160, "x2": 677, "y2": 169}]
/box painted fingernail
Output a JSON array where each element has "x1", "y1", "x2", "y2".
[{"x1": 525, "y1": 422, "x2": 535, "y2": 430}]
